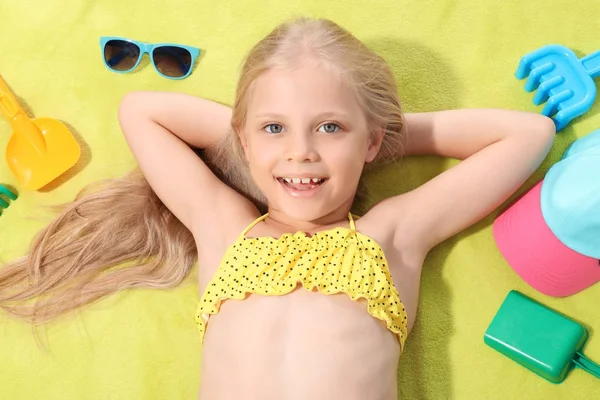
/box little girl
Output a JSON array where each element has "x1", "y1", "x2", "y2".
[{"x1": 1, "y1": 17, "x2": 555, "y2": 399}]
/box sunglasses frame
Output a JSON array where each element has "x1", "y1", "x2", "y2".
[{"x1": 99, "y1": 36, "x2": 201, "y2": 80}]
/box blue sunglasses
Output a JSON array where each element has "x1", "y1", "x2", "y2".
[{"x1": 100, "y1": 37, "x2": 201, "y2": 80}]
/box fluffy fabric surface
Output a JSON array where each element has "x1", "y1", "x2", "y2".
[{"x1": 0, "y1": 0, "x2": 599, "y2": 398}]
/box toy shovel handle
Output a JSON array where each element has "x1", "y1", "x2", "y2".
[
  {"x1": 573, "y1": 351, "x2": 600, "y2": 379},
  {"x1": 0, "y1": 75, "x2": 46, "y2": 154},
  {"x1": 581, "y1": 50, "x2": 600, "y2": 79}
]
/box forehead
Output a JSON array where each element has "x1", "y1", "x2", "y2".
[{"x1": 246, "y1": 65, "x2": 363, "y2": 117}]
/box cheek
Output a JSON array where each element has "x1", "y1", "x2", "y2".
[
  {"x1": 328, "y1": 143, "x2": 367, "y2": 178},
  {"x1": 246, "y1": 140, "x2": 278, "y2": 180}
]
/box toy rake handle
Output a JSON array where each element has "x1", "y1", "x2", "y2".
[
  {"x1": 581, "y1": 50, "x2": 600, "y2": 79},
  {"x1": 573, "y1": 351, "x2": 600, "y2": 379}
]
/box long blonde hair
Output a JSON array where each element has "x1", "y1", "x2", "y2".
[{"x1": 0, "y1": 17, "x2": 404, "y2": 324}]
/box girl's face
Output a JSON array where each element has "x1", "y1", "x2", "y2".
[{"x1": 239, "y1": 64, "x2": 383, "y2": 222}]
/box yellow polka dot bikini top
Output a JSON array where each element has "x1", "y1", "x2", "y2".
[{"x1": 195, "y1": 213, "x2": 408, "y2": 350}]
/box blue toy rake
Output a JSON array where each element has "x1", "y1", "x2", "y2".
[{"x1": 516, "y1": 44, "x2": 600, "y2": 131}]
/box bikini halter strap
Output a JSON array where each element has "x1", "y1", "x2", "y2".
[
  {"x1": 348, "y1": 212, "x2": 356, "y2": 231},
  {"x1": 241, "y1": 214, "x2": 269, "y2": 237}
]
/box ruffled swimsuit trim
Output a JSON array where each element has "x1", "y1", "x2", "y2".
[{"x1": 195, "y1": 213, "x2": 408, "y2": 351}]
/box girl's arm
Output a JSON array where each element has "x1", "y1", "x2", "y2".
[
  {"x1": 128, "y1": 92, "x2": 232, "y2": 149},
  {"x1": 380, "y1": 109, "x2": 555, "y2": 254},
  {"x1": 119, "y1": 92, "x2": 256, "y2": 238}
]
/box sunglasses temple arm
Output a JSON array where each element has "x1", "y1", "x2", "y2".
[
  {"x1": 163, "y1": 48, "x2": 191, "y2": 74},
  {"x1": 178, "y1": 54, "x2": 194, "y2": 74},
  {"x1": 179, "y1": 58, "x2": 188, "y2": 74},
  {"x1": 106, "y1": 50, "x2": 127, "y2": 67}
]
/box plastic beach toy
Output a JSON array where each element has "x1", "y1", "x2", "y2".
[
  {"x1": 0, "y1": 75, "x2": 81, "y2": 190},
  {"x1": 515, "y1": 44, "x2": 600, "y2": 131},
  {"x1": 0, "y1": 184, "x2": 17, "y2": 214},
  {"x1": 484, "y1": 290, "x2": 600, "y2": 384}
]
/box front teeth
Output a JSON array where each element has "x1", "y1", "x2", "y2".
[{"x1": 282, "y1": 177, "x2": 323, "y2": 184}]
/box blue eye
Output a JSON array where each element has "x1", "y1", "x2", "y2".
[
  {"x1": 318, "y1": 123, "x2": 340, "y2": 133},
  {"x1": 264, "y1": 124, "x2": 285, "y2": 134}
]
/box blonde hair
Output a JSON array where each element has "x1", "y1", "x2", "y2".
[{"x1": 0, "y1": 17, "x2": 404, "y2": 324}]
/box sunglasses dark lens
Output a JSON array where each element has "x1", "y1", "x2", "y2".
[
  {"x1": 152, "y1": 46, "x2": 193, "y2": 78},
  {"x1": 103, "y1": 40, "x2": 141, "y2": 71}
]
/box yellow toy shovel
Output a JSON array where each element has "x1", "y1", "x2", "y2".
[{"x1": 0, "y1": 75, "x2": 80, "y2": 190}]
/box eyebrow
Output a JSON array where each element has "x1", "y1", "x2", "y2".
[
  {"x1": 252, "y1": 111, "x2": 351, "y2": 120},
  {"x1": 253, "y1": 112, "x2": 286, "y2": 120}
]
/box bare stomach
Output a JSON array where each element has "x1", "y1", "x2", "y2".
[{"x1": 198, "y1": 289, "x2": 401, "y2": 400}]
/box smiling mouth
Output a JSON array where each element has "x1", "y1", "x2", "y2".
[{"x1": 276, "y1": 177, "x2": 327, "y2": 190}]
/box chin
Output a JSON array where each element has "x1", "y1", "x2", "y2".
[
  {"x1": 273, "y1": 198, "x2": 346, "y2": 223},
  {"x1": 263, "y1": 178, "x2": 355, "y2": 221}
]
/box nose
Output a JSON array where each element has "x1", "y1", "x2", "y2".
[{"x1": 285, "y1": 131, "x2": 319, "y2": 163}]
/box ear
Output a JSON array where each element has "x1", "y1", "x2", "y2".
[
  {"x1": 237, "y1": 128, "x2": 250, "y2": 162},
  {"x1": 365, "y1": 126, "x2": 385, "y2": 163}
]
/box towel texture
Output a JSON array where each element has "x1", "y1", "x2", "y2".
[{"x1": 1, "y1": 1, "x2": 599, "y2": 399}]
